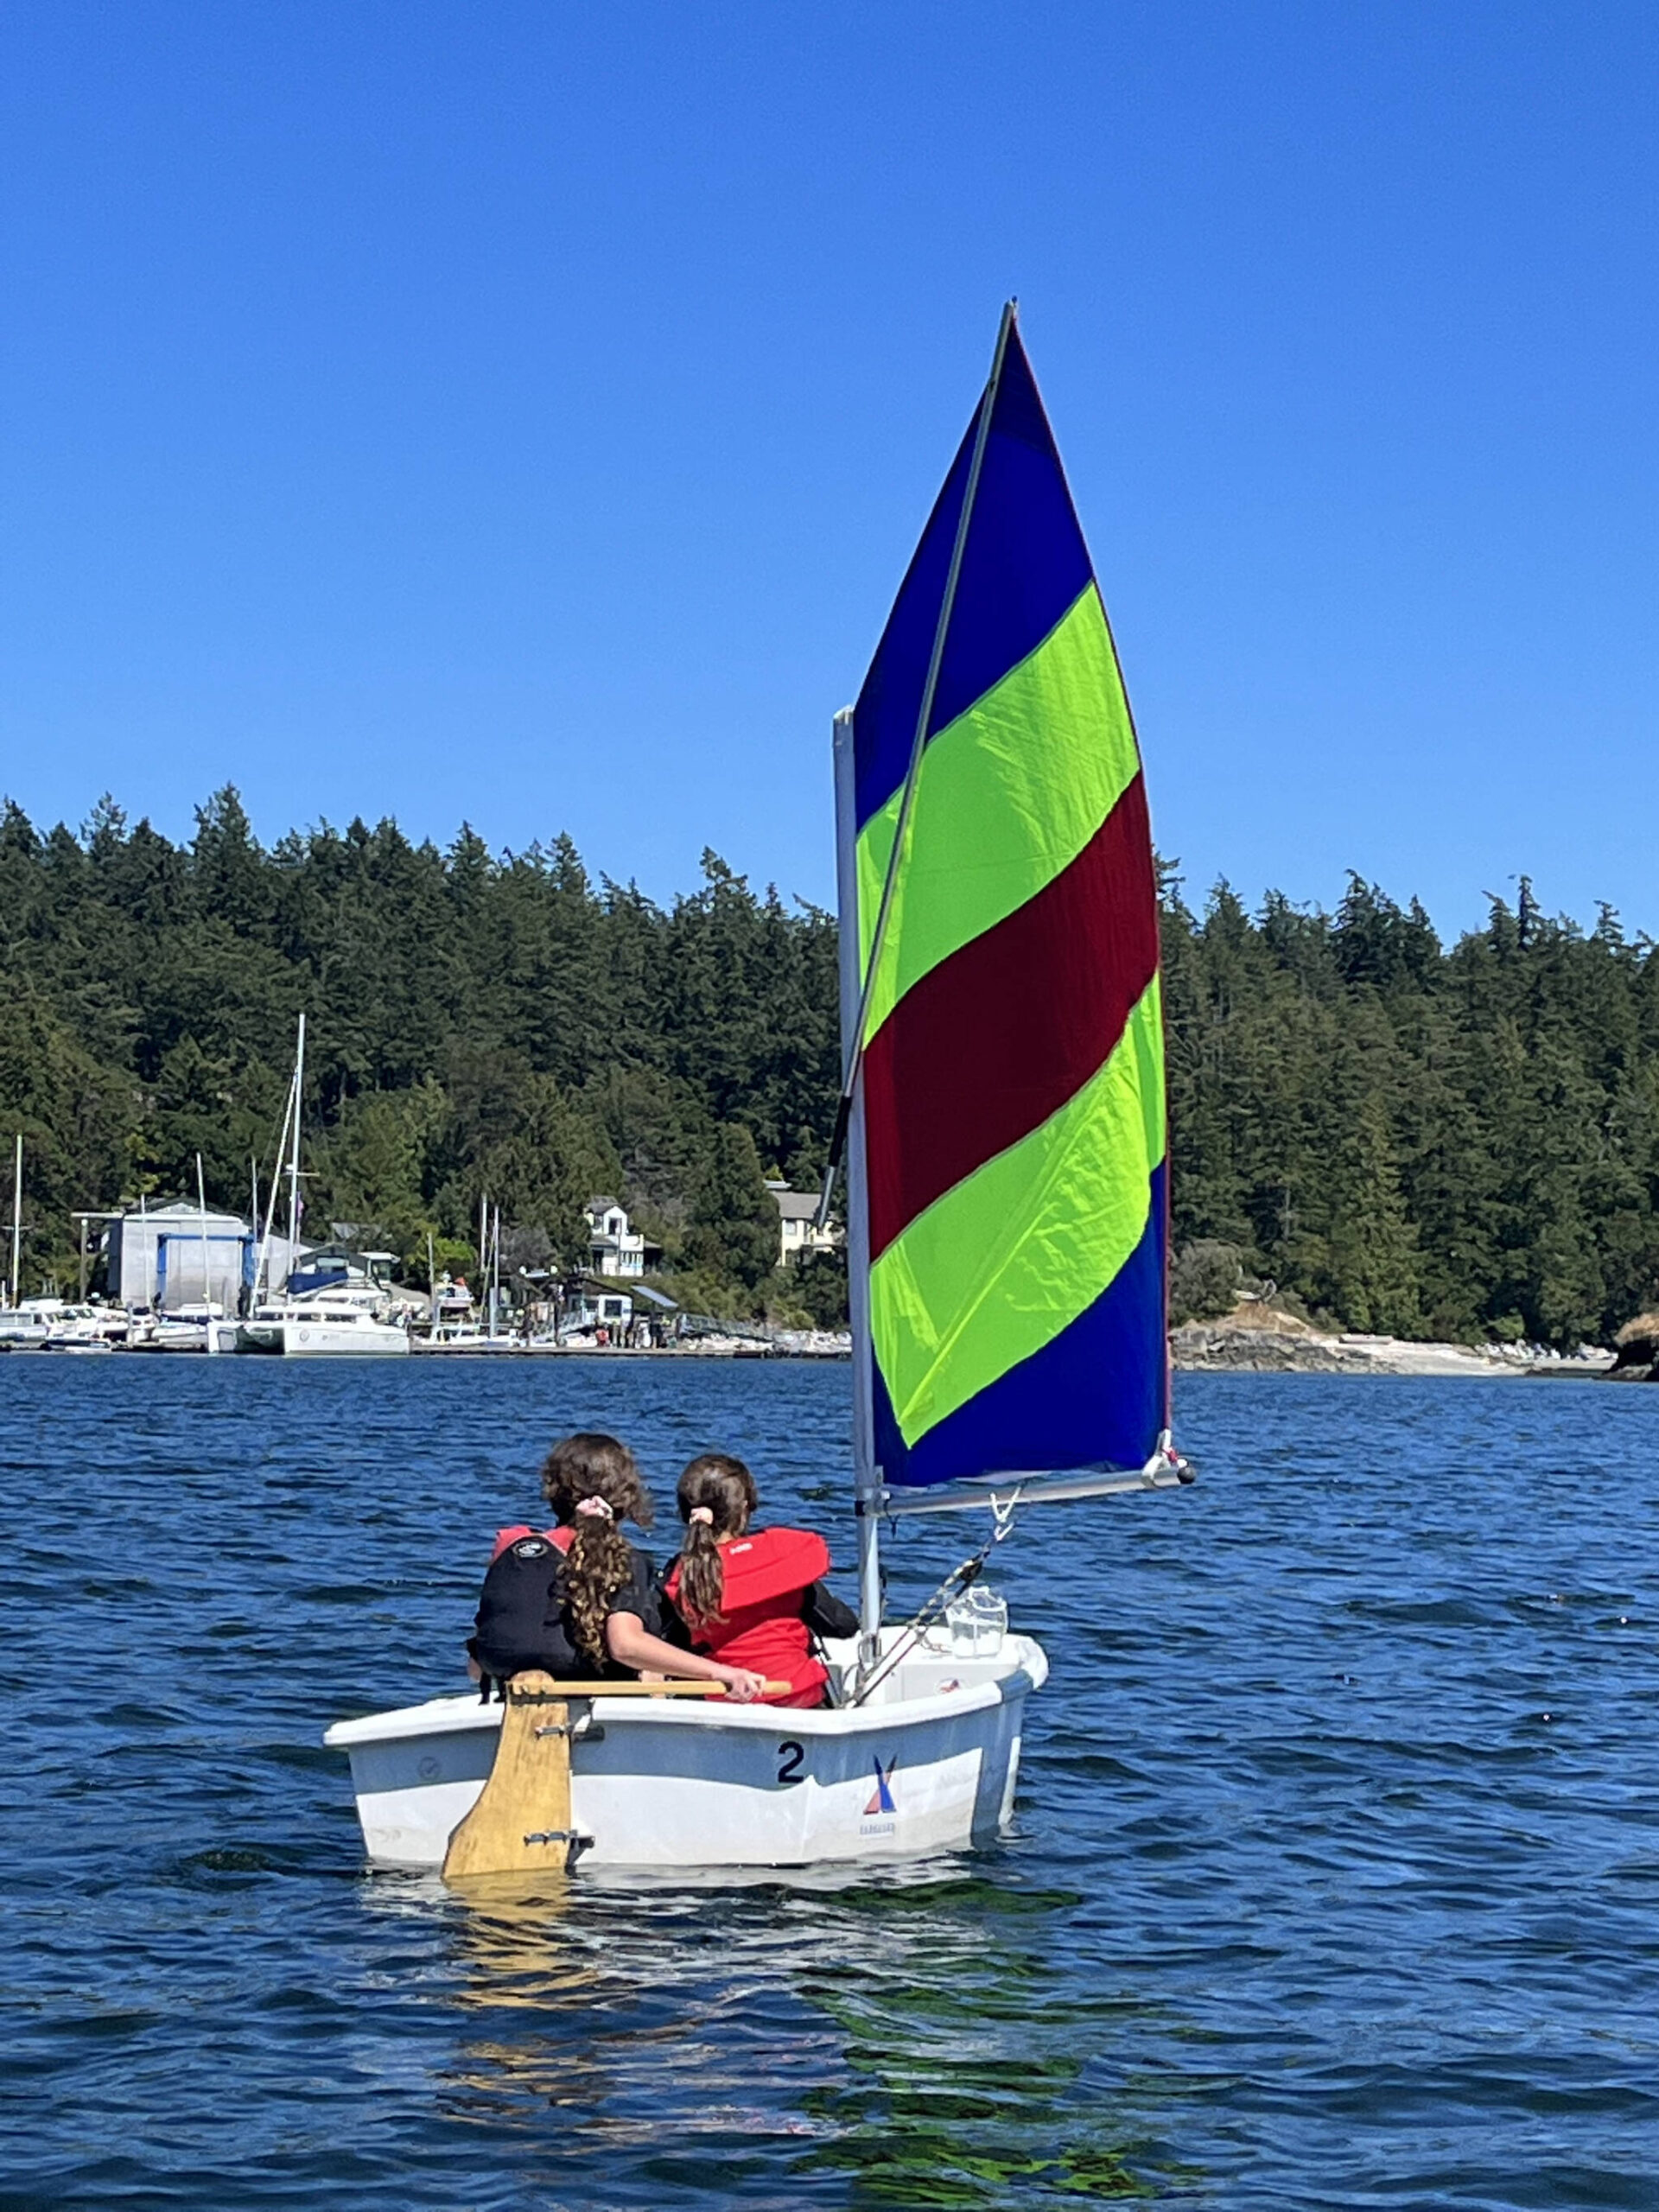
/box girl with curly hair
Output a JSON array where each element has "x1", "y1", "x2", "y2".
[{"x1": 469, "y1": 1432, "x2": 766, "y2": 1699}]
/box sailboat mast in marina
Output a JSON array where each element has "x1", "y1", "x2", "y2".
[{"x1": 7, "y1": 1133, "x2": 20, "y2": 1308}]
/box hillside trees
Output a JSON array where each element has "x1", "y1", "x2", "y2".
[{"x1": 0, "y1": 785, "x2": 1656, "y2": 1343}]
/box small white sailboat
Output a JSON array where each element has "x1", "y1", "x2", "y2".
[
  {"x1": 326, "y1": 305, "x2": 1188, "y2": 1874},
  {"x1": 411, "y1": 1202, "x2": 522, "y2": 1351}
]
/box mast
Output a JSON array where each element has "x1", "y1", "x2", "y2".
[
  {"x1": 285, "y1": 1012, "x2": 307, "y2": 1293},
  {"x1": 8, "y1": 1132, "x2": 20, "y2": 1300},
  {"x1": 833, "y1": 315, "x2": 1013, "y2": 1669},
  {"x1": 251, "y1": 1065, "x2": 296, "y2": 1308},
  {"x1": 197, "y1": 1153, "x2": 219, "y2": 1354},
  {"x1": 7, "y1": 1132, "x2": 20, "y2": 1308},
  {"x1": 834, "y1": 709, "x2": 881, "y2": 1667},
  {"x1": 479, "y1": 1192, "x2": 490, "y2": 1338}
]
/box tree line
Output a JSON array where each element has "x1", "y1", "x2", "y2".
[
  {"x1": 1, "y1": 788, "x2": 1655, "y2": 1346},
  {"x1": 0, "y1": 790, "x2": 843, "y2": 1324},
  {"x1": 1162, "y1": 870, "x2": 1659, "y2": 1347}
]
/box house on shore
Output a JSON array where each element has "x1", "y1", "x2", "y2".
[
  {"x1": 767, "y1": 1182, "x2": 842, "y2": 1267},
  {"x1": 584, "y1": 1198, "x2": 663, "y2": 1280}
]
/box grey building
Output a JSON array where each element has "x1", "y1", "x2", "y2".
[{"x1": 103, "y1": 1200, "x2": 305, "y2": 1313}]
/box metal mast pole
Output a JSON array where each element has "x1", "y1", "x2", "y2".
[
  {"x1": 832, "y1": 710, "x2": 883, "y2": 1672},
  {"x1": 285, "y1": 1013, "x2": 307, "y2": 1291},
  {"x1": 251, "y1": 1069, "x2": 295, "y2": 1309},
  {"x1": 197, "y1": 1153, "x2": 219, "y2": 1354},
  {"x1": 828, "y1": 308, "x2": 1017, "y2": 1678},
  {"x1": 8, "y1": 1133, "x2": 21, "y2": 1308}
]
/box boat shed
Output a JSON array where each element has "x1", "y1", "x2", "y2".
[{"x1": 103, "y1": 1201, "x2": 305, "y2": 1313}]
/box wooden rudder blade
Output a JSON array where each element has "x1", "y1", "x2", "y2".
[{"x1": 442, "y1": 1670, "x2": 576, "y2": 1881}]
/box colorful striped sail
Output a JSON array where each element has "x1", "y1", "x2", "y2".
[{"x1": 841, "y1": 316, "x2": 1168, "y2": 1489}]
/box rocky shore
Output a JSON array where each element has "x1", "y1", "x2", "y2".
[
  {"x1": 1172, "y1": 1303, "x2": 1615, "y2": 1379},
  {"x1": 1607, "y1": 1313, "x2": 1659, "y2": 1382}
]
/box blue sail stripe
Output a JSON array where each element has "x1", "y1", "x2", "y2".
[
  {"x1": 853, "y1": 328, "x2": 1094, "y2": 836},
  {"x1": 872, "y1": 1163, "x2": 1168, "y2": 1488}
]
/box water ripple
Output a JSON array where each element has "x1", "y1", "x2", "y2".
[{"x1": 2, "y1": 1361, "x2": 1657, "y2": 2207}]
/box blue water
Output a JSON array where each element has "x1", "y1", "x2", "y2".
[{"x1": 3, "y1": 1361, "x2": 1657, "y2": 2210}]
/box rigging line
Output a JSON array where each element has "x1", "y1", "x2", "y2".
[
  {"x1": 850, "y1": 1484, "x2": 1021, "y2": 1707},
  {"x1": 250, "y1": 1065, "x2": 298, "y2": 1306},
  {"x1": 815, "y1": 298, "x2": 1018, "y2": 1233}
]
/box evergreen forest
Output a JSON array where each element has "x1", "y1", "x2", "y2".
[{"x1": 3, "y1": 788, "x2": 1657, "y2": 1348}]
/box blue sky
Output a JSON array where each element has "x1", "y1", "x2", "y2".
[{"x1": 0, "y1": 3, "x2": 1653, "y2": 938}]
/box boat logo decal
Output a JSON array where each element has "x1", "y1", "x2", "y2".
[{"x1": 863, "y1": 1756, "x2": 898, "y2": 1817}]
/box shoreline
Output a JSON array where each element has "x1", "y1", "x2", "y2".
[{"x1": 1172, "y1": 1309, "x2": 1615, "y2": 1379}]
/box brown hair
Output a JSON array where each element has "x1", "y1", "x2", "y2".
[
  {"x1": 675, "y1": 1452, "x2": 759, "y2": 1628},
  {"x1": 539, "y1": 1432, "x2": 652, "y2": 1663}
]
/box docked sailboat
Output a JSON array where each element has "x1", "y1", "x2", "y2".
[{"x1": 325, "y1": 306, "x2": 1188, "y2": 1872}]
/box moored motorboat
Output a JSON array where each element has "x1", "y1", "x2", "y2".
[
  {"x1": 41, "y1": 1303, "x2": 129, "y2": 1348},
  {"x1": 410, "y1": 1324, "x2": 523, "y2": 1354},
  {"x1": 0, "y1": 1298, "x2": 60, "y2": 1349},
  {"x1": 235, "y1": 1299, "x2": 410, "y2": 1356}
]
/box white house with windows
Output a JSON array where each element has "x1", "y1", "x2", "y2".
[
  {"x1": 767, "y1": 1183, "x2": 842, "y2": 1266},
  {"x1": 584, "y1": 1198, "x2": 661, "y2": 1280}
]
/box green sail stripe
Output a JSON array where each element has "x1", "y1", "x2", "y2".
[
  {"x1": 870, "y1": 975, "x2": 1166, "y2": 1448},
  {"x1": 856, "y1": 585, "x2": 1141, "y2": 1040}
]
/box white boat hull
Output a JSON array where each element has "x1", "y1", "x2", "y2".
[
  {"x1": 276, "y1": 1319, "x2": 409, "y2": 1356},
  {"x1": 233, "y1": 1315, "x2": 410, "y2": 1356},
  {"x1": 324, "y1": 1632, "x2": 1047, "y2": 1872}
]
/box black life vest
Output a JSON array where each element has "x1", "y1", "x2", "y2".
[{"x1": 470, "y1": 1523, "x2": 652, "y2": 1686}]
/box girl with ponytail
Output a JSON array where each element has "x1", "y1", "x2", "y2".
[
  {"x1": 469, "y1": 1433, "x2": 766, "y2": 1698},
  {"x1": 662, "y1": 1453, "x2": 858, "y2": 1708}
]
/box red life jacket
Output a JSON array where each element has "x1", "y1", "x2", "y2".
[
  {"x1": 491, "y1": 1523, "x2": 575, "y2": 1562},
  {"x1": 664, "y1": 1526, "x2": 831, "y2": 1705}
]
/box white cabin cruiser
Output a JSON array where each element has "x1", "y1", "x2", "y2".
[
  {"x1": 42, "y1": 1302, "x2": 129, "y2": 1347},
  {"x1": 130, "y1": 1300, "x2": 228, "y2": 1352},
  {"x1": 0, "y1": 1297, "x2": 60, "y2": 1348},
  {"x1": 236, "y1": 1299, "x2": 409, "y2": 1357},
  {"x1": 327, "y1": 307, "x2": 1188, "y2": 1878}
]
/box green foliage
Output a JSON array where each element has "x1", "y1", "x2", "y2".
[
  {"x1": 791, "y1": 1243, "x2": 850, "y2": 1328},
  {"x1": 3, "y1": 786, "x2": 1656, "y2": 1349},
  {"x1": 1161, "y1": 869, "x2": 1659, "y2": 1348},
  {"x1": 1168, "y1": 1240, "x2": 1241, "y2": 1325},
  {"x1": 0, "y1": 790, "x2": 836, "y2": 1301},
  {"x1": 683, "y1": 1122, "x2": 780, "y2": 1292}
]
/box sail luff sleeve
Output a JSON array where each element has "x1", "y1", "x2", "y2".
[{"x1": 850, "y1": 324, "x2": 1168, "y2": 1487}]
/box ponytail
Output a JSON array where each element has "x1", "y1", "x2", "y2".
[
  {"x1": 677, "y1": 1509, "x2": 726, "y2": 1630},
  {"x1": 539, "y1": 1432, "x2": 652, "y2": 1664},
  {"x1": 676, "y1": 1452, "x2": 758, "y2": 1629}
]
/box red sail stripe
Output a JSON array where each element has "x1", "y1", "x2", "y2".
[{"x1": 863, "y1": 772, "x2": 1159, "y2": 1262}]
